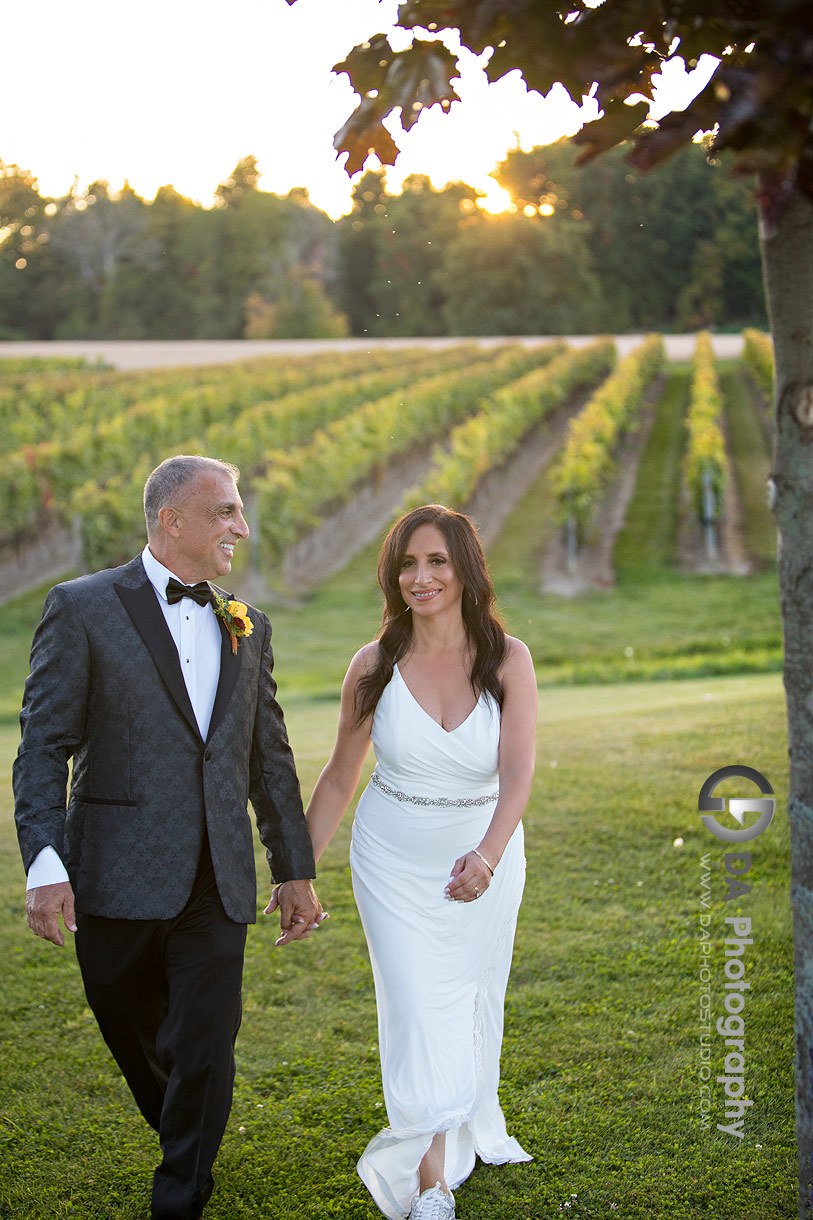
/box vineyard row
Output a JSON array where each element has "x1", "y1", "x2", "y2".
[
  {"x1": 1, "y1": 345, "x2": 505, "y2": 543},
  {"x1": 72, "y1": 344, "x2": 563, "y2": 570},
  {"x1": 0, "y1": 332, "x2": 776, "y2": 597}
]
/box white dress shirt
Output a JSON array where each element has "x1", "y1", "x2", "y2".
[{"x1": 26, "y1": 546, "x2": 223, "y2": 890}]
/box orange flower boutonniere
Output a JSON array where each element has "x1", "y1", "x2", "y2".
[{"x1": 213, "y1": 593, "x2": 254, "y2": 655}]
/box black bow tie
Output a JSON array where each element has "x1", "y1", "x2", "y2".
[{"x1": 166, "y1": 578, "x2": 212, "y2": 607}]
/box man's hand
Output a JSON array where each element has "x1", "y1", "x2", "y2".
[
  {"x1": 26, "y1": 881, "x2": 77, "y2": 947},
  {"x1": 264, "y1": 879, "x2": 328, "y2": 947}
]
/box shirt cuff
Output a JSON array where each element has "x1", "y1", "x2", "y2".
[{"x1": 26, "y1": 846, "x2": 70, "y2": 890}]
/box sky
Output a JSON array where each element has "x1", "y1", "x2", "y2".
[{"x1": 2, "y1": 0, "x2": 718, "y2": 219}]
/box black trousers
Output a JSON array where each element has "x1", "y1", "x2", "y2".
[{"x1": 75, "y1": 842, "x2": 247, "y2": 1220}]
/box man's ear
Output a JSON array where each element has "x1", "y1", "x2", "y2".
[{"x1": 157, "y1": 505, "x2": 181, "y2": 536}]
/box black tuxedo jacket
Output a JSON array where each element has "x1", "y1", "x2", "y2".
[{"x1": 13, "y1": 555, "x2": 315, "y2": 923}]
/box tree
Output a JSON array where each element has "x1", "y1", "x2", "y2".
[
  {"x1": 214, "y1": 154, "x2": 261, "y2": 210},
  {"x1": 308, "y1": 0, "x2": 813, "y2": 1212},
  {"x1": 369, "y1": 174, "x2": 478, "y2": 335},
  {"x1": 441, "y1": 209, "x2": 601, "y2": 335},
  {"x1": 48, "y1": 181, "x2": 160, "y2": 336},
  {"x1": 242, "y1": 189, "x2": 350, "y2": 340},
  {"x1": 330, "y1": 143, "x2": 761, "y2": 337},
  {"x1": 0, "y1": 161, "x2": 56, "y2": 338},
  {"x1": 334, "y1": 169, "x2": 391, "y2": 335},
  {"x1": 244, "y1": 272, "x2": 349, "y2": 339},
  {"x1": 0, "y1": 157, "x2": 353, "y2": 340},
  {"x1": 137, "y1": 185, "x2": 221, "y2": 338},
  {"x1": 335, "y1": 172, "x2": 480, "y2": 336},
  {"x1": 212, "y1": 164, "x2": 340, "y2": 337},
  {"x1": 495, "y1": 139, "x2": 765, "y2": 331}
]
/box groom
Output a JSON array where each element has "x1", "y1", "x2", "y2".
[{"x1": 13, "y1": 454, "x2": 323, "y2": 1219}]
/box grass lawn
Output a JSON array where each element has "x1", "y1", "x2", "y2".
[
  {"x1": 0, "y1": 365, "x2": 793, "y2": 1217},
  {"x1": 0, "y1": 618, "x2": 794, "y2": 1218}
]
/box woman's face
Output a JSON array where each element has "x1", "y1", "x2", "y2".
[{"x1": 397, "y1": 523, "x2": 464, "y2": 617}]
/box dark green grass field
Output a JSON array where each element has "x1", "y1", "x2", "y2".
[
  {"x1": 0, "y1": 359, "x2": 794, "y2": 1218},
  {"x1": 0, "y1": 656, "x2": 793, "y2": 1219}
]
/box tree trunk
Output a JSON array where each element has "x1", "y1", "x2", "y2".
[{"x1": 760, "y1": 180, "x2": 813, "y2": 1220}]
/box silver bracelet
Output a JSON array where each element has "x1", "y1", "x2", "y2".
[{"x1": 473, "y1": 848, "x2": 495, "y2": 876}]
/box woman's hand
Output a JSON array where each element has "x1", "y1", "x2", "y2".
[{"x1": 445, "y1": 850, "x2": 493, "y2": 903}]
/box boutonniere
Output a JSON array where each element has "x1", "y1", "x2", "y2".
[{"x1": 212, "y1": 593, "x2": 254, "y2": 654}]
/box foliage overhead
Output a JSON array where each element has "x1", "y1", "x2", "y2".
[{"x1": 307, "y1": 0, "x2": 813, "y2": 203}]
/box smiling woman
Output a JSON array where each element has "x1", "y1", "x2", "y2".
[
  {"x1": 301, "y1": 503, "x2": 538, "y2": 1220},
  {"x1": 399, "y1": 523, "x2": 465, "y2": 615}
]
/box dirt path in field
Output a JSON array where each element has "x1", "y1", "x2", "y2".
[
  {"x1": 244, "y1": 449, "x2": 430, "y2": 603},
  {"x1": 463, "y1": 396, "x2": 590, "y2": 548},
  {"x1": 241, "y1": 395, "x2": 589, "y2": 603},
  {"x1": 0, "y1": 338, "x2": 750, "y2": 606},
  {"x1": 0, "y1": 521, "x2": 82, "y2": 604},
  {"x1": 540, "y1": 379, "x2": 664, "y2": 596},
  {"x1": 0, "y1": 334, "x2": 745, "y2": 370}
]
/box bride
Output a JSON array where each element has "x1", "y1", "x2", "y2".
[{"x1": 301, "y1": 504, "x2": 536, "y2": 1219}]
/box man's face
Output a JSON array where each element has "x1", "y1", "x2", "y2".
[{"x1": 168, "y1": 468, "x2": 250, "y2": 582}]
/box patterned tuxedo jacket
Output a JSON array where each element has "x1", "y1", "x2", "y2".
[{"x1": 13, "y1": 555, "x2": 315, "y2": 923}]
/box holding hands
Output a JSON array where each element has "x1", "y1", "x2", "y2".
[{"x1": 264, "y1": 878, "x2": 328, "y2": 946}]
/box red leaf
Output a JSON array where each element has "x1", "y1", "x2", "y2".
[
  {"x1": 334, "y1": 105, "x2": 401, "y2": 175},
  {"x1": 333, "y1": 34, "x2": 397, "y2": 97}
]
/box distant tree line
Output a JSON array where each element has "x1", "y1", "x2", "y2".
[{"x1": 0, "y1": 143, "x2": 765, "y2": 341}]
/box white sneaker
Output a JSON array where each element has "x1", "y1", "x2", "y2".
[{"x1": 408, "y1": 1182, "x2": 456, "y2": 1220}]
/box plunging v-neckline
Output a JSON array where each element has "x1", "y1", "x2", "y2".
[{"x1": 394, "y1": 663, "x2": 480, "y2": 734}]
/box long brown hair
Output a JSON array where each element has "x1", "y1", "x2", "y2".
[{"x1": 354, "y1": 505, "x2": 507, "y2": 725}]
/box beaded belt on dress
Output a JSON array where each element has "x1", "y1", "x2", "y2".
[{"x1": 370, "y1": 771, "x2": 498, "y2": 807}]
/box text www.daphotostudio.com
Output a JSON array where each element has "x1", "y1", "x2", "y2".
[{"x1": 696, "y1": 765, "x2": 776, "y2": 1139}]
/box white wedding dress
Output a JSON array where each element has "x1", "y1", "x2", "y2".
[{"x1": 350, "y1": 664, "x2": 531, "y2": 1220}]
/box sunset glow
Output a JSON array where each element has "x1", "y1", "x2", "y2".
[
  {"x1": 1, "y1": 0, "x2": 718, "y2": 219},
  {"x1": 476, "y1": 184, "x2": 515, "y2": 214}
]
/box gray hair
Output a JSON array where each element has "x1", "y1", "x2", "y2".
[{"x1": 143, "y1": 455, "x2": 240, "y2": 533}]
